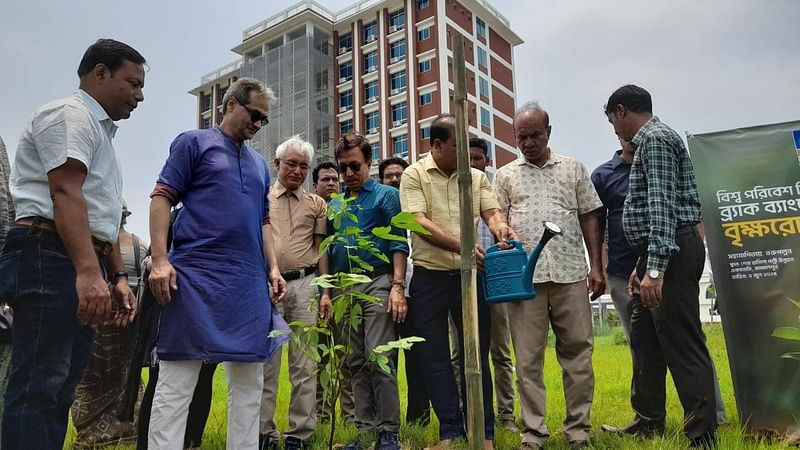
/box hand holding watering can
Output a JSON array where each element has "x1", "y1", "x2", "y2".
[{"x1": 482, "y1": 221, "x2": 563, "y2": 303}]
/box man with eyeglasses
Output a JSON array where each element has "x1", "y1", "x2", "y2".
[
  {"x1": 330, "y1": 133, "x2": 408, "y2": 450},
  {"x1": 259, "y1": 136, "x2": 330, "y2": 450},
  {"x1": 378, "y1": 157, "x2": 408, "y2": 189},
  {"x1": 147, "y1": 77, "x2": 288, "y2": 450}
]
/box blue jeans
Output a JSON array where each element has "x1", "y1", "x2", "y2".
[{"x1": 0, "y1": 227, "x2": 95, "y2": 450}]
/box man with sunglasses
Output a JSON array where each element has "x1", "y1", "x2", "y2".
[
  {"x1": 330, "y1": 133, "x2": 408, "y2": 450},
  {"x1": 259, "y1": 136, "x2": 330, "y2": 450},
  {"x1": 147, "y1": 77, "x2": 287, "y2": 450}
]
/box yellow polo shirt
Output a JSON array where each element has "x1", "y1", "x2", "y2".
[{"x1": 399, "y1": 154, "x2": 500, "y2": 270}]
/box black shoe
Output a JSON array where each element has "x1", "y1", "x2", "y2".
[
  {"x1": 285, "y1": 437, "x2": 308, "y2": 450},
  {"x1": 601, "y1": 420, "x2": 665, "y2": 437},
  {"x1": 689, "y1": 432, "x2": 716, "y2": 448},
  {"x1": 377, "y1": 431, "x2": 401, "y2": 450},
  {"x1": 259, "y1": 434, "x2": 279, "y2": 450}
]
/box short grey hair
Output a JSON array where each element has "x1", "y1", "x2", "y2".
[
  {"x1": 276, "y1": 135, "x2": 315, "y2": 162},
  {"x1": 221, "y1": 77, "x2": 276, "y2": 116},
  {"x1": 514, "y1": 101, "x2": 550, "y2": 128}
]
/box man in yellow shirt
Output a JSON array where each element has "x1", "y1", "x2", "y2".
[{"x1": 400, "y1": 113, "x2": 514, "y2": 450}]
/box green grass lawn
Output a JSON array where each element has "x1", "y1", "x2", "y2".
[{"x1": 64, "y1": 325, "x2": 797, "y2": 449}]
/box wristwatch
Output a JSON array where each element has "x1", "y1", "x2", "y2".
[
  {"x1": 647, "y1": 270, "x2": 663, "y2": 280},
  {"x1": 391, "y1": 279, "x2": 407, "y2": 289}
]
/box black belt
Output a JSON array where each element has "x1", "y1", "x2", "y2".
[
  {"x1": 675, "y1": 224, "x2": 698, "y2": 237},
  {"x1": 633, "y1": 224, "x2": 698, "y2": 256},
  {"x1": 281, "y1": 266, "x2": 317, "y2": 281}
]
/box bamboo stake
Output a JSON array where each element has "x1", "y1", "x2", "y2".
[{"x1": 452, "y1": 33, "x2": 485, "y2": 449}]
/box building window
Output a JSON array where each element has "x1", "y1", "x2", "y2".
[
  {"x1": 316, "y1": 98, "x2": 329, "y2": 113},
  {"x1": 339, "y1": 32, "x2": 352, "y2": 52},
  {"x1": 419, "y1": 92, "x2": 433, "y2": 106},
  {"x1": 479, "y1": 77, "x2": 489, "y2": 98},
  {"x1": 477, "y1": 47, "x2": 488, "y2": 70},
  {"x1": 339, "y1": 62, "x2": 352, "y2": 82},
  {"x1": 392, "y1": 102, "x2": 408, "y2": 124},
  {"x1": 389, "y1": 41, "x2": 406, "y2": 61},
  {"x1": 371, "y1": 142, "x2": 381, "y2": 160},
  {"x1": 365, "y1": 111, "x2": 379, "y2": 132},
  {"x1": 363, "y1": 22, "x2": 377, "y2": 42},
  {"x1": 364, "y1": 51, "x2": 378, "y2": 73},
  {"x1": 418, "y1": 59, "x2": 432, "y2": 73},
  {"x1": 417, "y1": 27, "x2": 431, "y2": 41},
  {"x1": 364, "y1": 81, "x2": 379, "y2": 102},
  {"x1": 420, "y1": 126, "x2": 431, "y2": 140},
  {"x1": 340, "y1": 90, "x2": 353, "y2": 111},
  {"x1": 389, "y1": 10, "x2": 405, "y2": 31},
  {"x1": 480, "y1": 107, "x2": 491, "y2": 129},
  {"x1": 393, "y1": 134, "x2": 409, "y2": 157},
  {"x1": 202, "y1": 94, "x2": 211, "y2": 112},
  {"x1": 316, "y1": 69, "x2": 329, "y2": 93},
  {"x1": 476, "y1": 17, "x2": 487, "y2": 40},
  {"x1": 416, "y1": 0, "x2": 429, "y2": 9},
  {"x1": 340, "y1": 118, "x2": 353, "y2": 134},
  {"x1": 316, "y1": 126, "x2": 331, "y2": 149},
  {"x1": 390, "y1": 70, "x2": 407, "y2": 92},
  {"x1": 202, "y1": 117, "x2": 211, "y2": 129}
]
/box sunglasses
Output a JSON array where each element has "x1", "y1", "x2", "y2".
[
  {"x1": 242, "y1": 104, "x2": 269, "y2": 126},
  {"x1": 339, "y1": 162, "x2": 363, "y2": 173}
]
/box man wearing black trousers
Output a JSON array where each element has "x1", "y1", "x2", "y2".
[{"x1": 602, "y1": 84, "x2": 717, "y2": 448}]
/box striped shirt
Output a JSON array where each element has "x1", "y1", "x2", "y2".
[{"x1": 622, "y1": 116, "x2": 702, "y2": 272}]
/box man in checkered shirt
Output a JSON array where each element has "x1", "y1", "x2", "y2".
[{"x1": 602, "y1": 84, "x2": 716, "y2": 448}]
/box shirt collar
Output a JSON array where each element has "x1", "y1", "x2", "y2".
[
  {"x1": 518, "y1": 148, "x2": 562, "y2": 169},
  {"x1": 346, "y1": 177, "x2": 377, "y2": 195},
  {"x1": 273, "y1": 180, "x2": 303, "y2": 198},
  {"x1": 421, "y1": 152, "x2": 455, "y2": 177},
  {"x1": 75, "y1": 89, "x2": 118, "y2": 138},
  {"x1": 631, "y1": 115, "x2": 660, "y2": 149},
  {"x1": 610, "y1": 150, "x2": 629, "y2": 169}
]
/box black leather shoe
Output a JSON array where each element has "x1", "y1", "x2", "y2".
[
  {"x1": 285, "y1": 436, "x2": 308, "y2": 450},
  {"x1": 689, "y1": 432, "x2": 716, "y2": 448},
  {"x1": 601, "y1": 420, "x2": 665, "y2": 437},
  {"x1": 259, "y1": 434, "x2": 279, "y2": 450}
]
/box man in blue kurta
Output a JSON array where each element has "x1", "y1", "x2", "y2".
[
  {"x1": 147, "y1": 78, "x2": 287, "y2": 450},
  {"x1": 330, "y1": 133, "x2": 408, "y2": 450}
]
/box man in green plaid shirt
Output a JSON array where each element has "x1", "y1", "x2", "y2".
[{"x1": 601, "y1": 85, "x2": 716, "y2": 448}]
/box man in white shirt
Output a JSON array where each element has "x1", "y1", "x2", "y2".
[{"x1": 0, "y1": 39, "x2": 145, "y2": 450}]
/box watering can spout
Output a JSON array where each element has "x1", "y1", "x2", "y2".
[{"x1": 521, "y1": 221, "x2": 563, "y2": 291}]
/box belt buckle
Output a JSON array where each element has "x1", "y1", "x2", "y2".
[{"x1": 283, "y1": 270, "x2": 300, "y2": 280}]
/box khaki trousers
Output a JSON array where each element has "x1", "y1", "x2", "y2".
[
  {"x1": 508, "y1": 281, "x2": 594, "y2": 445},
  {"x1": 260, "y1": 274, "x2": 318, "y2": 441}
]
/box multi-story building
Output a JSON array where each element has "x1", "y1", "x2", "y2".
[{"x1": 190, "y1": 0, "x2": 523, "y2": 181}]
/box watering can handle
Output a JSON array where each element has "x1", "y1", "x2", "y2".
[{"x1": 485, "y1": 239, "x2": 522, "y2": 254}]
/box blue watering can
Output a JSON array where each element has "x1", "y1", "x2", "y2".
[{"x1": 482, "y1": 221, "x2": 562, "y2": 303}]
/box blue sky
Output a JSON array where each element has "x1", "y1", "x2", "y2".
[{"x1": 1, "y1": 0, "x2": 798, "y2": 239}]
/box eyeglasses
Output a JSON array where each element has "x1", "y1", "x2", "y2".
[
  {"x1": 281, "y1": 159, "x2": 310, "y2": 172},
  {"x1": 242, "y1": 104, "x2": 269, "y2": 126},
  {"x1": 339, "y1": 162, "x2": 363, "y2": 174}
]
